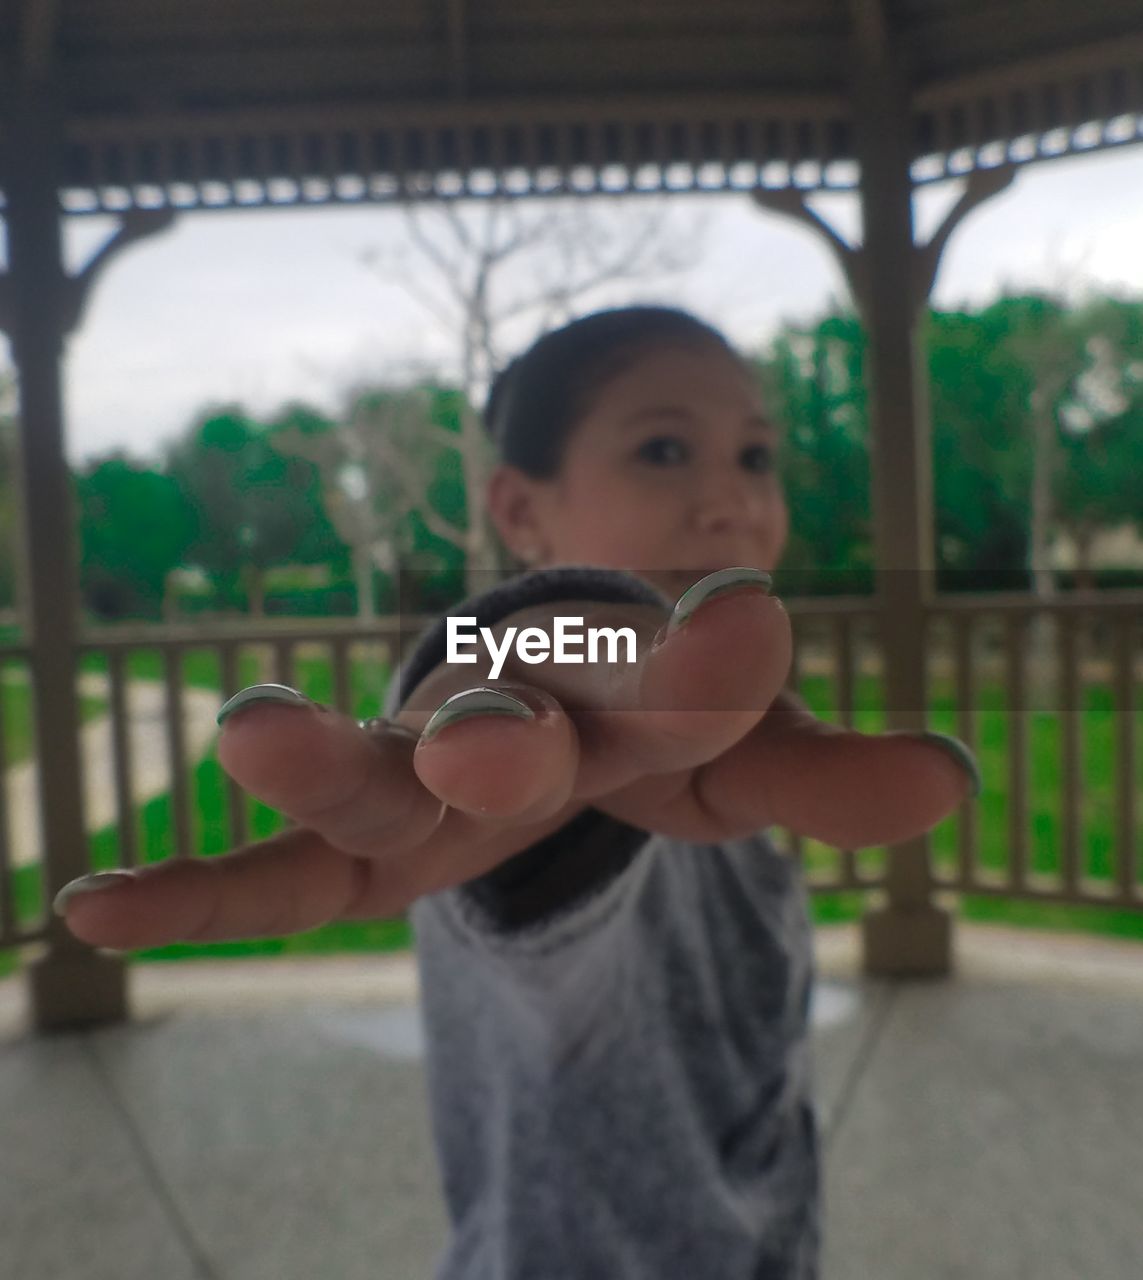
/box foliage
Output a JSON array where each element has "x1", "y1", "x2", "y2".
[
  {"x1": 1048, "y1": 296, "x2": 1143, "y2": 540},
  {"x1": 1, "y1": 294, "x2": 1135, "y2": 621},
  {"x1": 756, "y1": 312, "x2": 874, "y2": 594},
  {"x1": 270, "y1": 382, "x2": 467, "y2": 618},
  {"x1": 753, "y1": 294, "x2": 1143, "y2": 596},
  {"x1": 76, "y1": 453, "x2": 196, "y2": 619},
  {"x1": 163, "y1": 406, "x2": 347, "y2": 611}
]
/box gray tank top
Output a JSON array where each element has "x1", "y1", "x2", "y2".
[{"x1": 385, "y1": 567, "x2": 822, "y2": 1279}]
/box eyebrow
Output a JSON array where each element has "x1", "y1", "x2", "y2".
[{"x1": 619, "y1": 406, "x2": 777, "y2": 432}]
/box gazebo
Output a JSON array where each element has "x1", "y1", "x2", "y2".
[{"x1": 1, "y1": 0, "x2": 1141, "y2": 1032}]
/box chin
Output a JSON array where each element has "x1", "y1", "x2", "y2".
[{"x1": 644, "y1": 567, "x2": 734, "y2": 594}]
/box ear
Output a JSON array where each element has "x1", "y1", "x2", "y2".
[{"x1": 486, "y1": 465, "x2": 551, "y2": 564}]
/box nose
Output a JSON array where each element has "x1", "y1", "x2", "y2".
[{"x1": 691, "y1": 469, "x2": 765, "y2": 537}]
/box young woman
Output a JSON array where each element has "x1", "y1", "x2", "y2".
[{"x1": 56, "y1": 305, "x2": 980, "y2": 1279}]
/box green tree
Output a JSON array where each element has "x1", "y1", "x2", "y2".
[
  {"x1": 754, "y1": 311, "x2": 874, "y2": 595},
  {"x1": 756, "y1": 295, "x2": 1143, "y2": 600},
  {"x1": 272, "y1": 382, "x2": 468, "y2": 619},
  {"x1": 926, "y1": 306, "x2": 1036, "y2": 591},
  {"x1": 1049, "y1": 295, "x2": 1143, "y2": 588},
  {"x1": 165, "y1": 407, "x2": 345, "y2": 615},
  {"x1": 76, "y1": 452, "x2": 196, "y2": 620}
]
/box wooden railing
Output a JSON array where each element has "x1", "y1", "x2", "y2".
[
  {"x1": 1, "y1": 591, "x2": 1141, "y2": 954},
  {"x1": 0, "y1": 639, "x2": 31, "y2": 949},
  {"x1": 780, "y1": 591, "x2": 1142, "y2": 911}
]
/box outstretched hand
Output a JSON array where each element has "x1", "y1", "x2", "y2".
[{"x1": 56, "y1": 572, "x2": 978, "y2": 950}]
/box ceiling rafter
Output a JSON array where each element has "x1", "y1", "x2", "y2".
[
  {"x1": 0, "y1": 2, "x2": 1139, "y2": 212},
  {"x1": 847, "y1": 0, "x2": 891, "y2": 70},
  {"x1": 447, "y1": 0, "x2": 469, "y2": 100},
  {"x1": 19, "y1": 0, "x2": 59, "y2": 80},
  {"x1": 914, "y1": 30, "x2": 1143, "y2": 108}
]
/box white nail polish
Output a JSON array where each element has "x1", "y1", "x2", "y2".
[
  {"x1": 53, "y1": 871, "x2": 136, "y2": 917},
  {"x1": 217, "y1": 683, "x2": 312, "y2": 726},
  {"x1": 917, "y1": 731, "x2": 983, "y2": 799},
  {"x1": 667, "y1": 567, "x2": 773, "y2": 636},
  {"x1": 420, "y1": 688, "x2": 534, "y2": 743}
]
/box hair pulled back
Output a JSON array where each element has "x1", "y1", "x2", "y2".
[{"x1": 482, "y1": 305, "x2": 744, "y2": 478}]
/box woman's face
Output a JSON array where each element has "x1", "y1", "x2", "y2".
[{"x1": 489, "y1": 342, "x2": 789, "y2": 598}]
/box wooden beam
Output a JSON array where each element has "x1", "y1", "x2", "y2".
[
  {"x1": 63, "y1": 208, "x2": 179, "y2": 335},
  {"x1": 906, "y1": 1, "x2": 1143, "y2": 83},
  {"x1": 847, "y1": 0, "x2": 891, "y2": 70},
  {"x1": 847, "y1": 0, "x2": 953, "y2": 976},
  {"x1": 447, "y1": 0, "x2": 469, "y2": 99},
  {"x1": 19, "y1": 0, "x2": 60, "y2": 80},
  {"x1": 913, "y1": 164, "x2": 1017, "y2": 307},
  {"x1": 3, "y1": 81, "x2": 130, "y2": 1028},
  {"x1": 63, "y1": 88, "x2": 849, "y2": 141},
  {"x1": 914, "y1": 30, "x2": 1143, "y2": 109},
  {"x1": 750, "y1": 188, "x2": 868, "y2": 312}
]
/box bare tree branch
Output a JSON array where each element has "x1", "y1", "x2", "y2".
[
  {"x1": 350, "y1": 190, "x2": 710, "y2": 591},
  {"x1": 417, "y1": 502, "x2": 468, "y2": 545},
  {"x1": 368, "y1": 432, "x2": 466, "y2": 543},
  {"x1": 440, "y1": 199, "x2": 478, "y2": 258},
  {"x1": 361, "y1": 252, "x2": 459, "y2": 334},
  {"x1": 403, "y1": 204, "x2": 469, "y2": 309}
]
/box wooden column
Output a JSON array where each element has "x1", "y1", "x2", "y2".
[
  {"x1": 850, "y1": 1, "x2": 951, "y2": 977},
  {"x1": 3, "y1": 80, "x2": 129, "y2": 1028},
  {"x1": 753, "y1": 117, "x2": 1015, "y2": 978}
]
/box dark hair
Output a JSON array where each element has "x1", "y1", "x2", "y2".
[{"x1": 482, "y1": 305, "x2": 747, "y2": 478}]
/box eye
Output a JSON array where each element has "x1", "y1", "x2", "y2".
[
  {"x1": 635, "y1": 436, "x2": 689, "y2": 465},
  {"x1": 740, "y1": 444, "x2": 774, "y2": 474}
]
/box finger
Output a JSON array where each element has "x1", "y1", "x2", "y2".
[
  {"x1": 216, "y1": 686, "x2": 593, "y2": 918},
  {"x1": 398, "y1": 570, "x2": 791, "y2": 797},
  {"x1": 218, "y1": 687, "x2": 580, "y2": 837},
  {"x1": 584, "y1": 693, "x2": 980, "y2": 846},
  {"x1": 56, "y1": 787, "x2": 595, "y2": 952},
  {"x1": 73, "y1": 679, "x2": 581, "y2": 950},
  {"x1": 410, "y1": 685, "x2": 580, "y2": 820},
  {"x1": 691, "y1": 704, "x2": 981, "y2": 848},
  {"x1": 340, "y1": 795, "x2": 590, "y2": 916},
  {"x1": 55, "y1": 826, "x2": 374, "y2": 949},
  {"x1": 575, "y1": 578, "x2": 791, "y2": 788},
  {"x1": 631, "y1": 579, "x2": 791, "y2": 765}
]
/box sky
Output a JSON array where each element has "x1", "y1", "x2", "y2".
[{"x1": 2, "y1": 141, "x2": 1142, "y2": 468}]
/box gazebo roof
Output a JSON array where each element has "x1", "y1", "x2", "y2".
[{"x1": 1, "y1": 0, "x2": 1142, "y2": 211}]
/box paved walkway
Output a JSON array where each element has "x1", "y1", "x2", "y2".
[
  {"x1": 2, "y1": 922, "x2": 1141, "y2": 1280},
  {"x1": 6, "y1": 674, "x2": 220, "y2": 868}
]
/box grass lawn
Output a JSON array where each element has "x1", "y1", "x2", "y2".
[
  {"x1": 2, "y1": 646, "x2": 405, "y2": 980},
  {"x1": 1, "y1": 654, "x2": 1141, "y2": 981},
  {"x1": 791, "y1": 668, "x2": 1143, "y2": 944}
]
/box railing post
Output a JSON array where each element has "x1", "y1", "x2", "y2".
[
  {"x1": 3, "y1": 79, "x2": 129, "y2": 1028},
  {"x1": 849, "y1": 2, "x2": 952, "y2": 977}
]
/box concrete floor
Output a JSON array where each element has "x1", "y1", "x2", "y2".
[{"x1": 2, "y1": 922, "x2": 1141, "y2": 1280}]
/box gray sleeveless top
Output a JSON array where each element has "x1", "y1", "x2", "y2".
[{"x1": 385, "y1": 567, "x2": 821, "y2": 1279}]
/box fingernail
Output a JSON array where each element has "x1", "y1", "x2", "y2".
[
  {"x1": 666, "y1": 567, "x2": 773, "y2": 638},
  {"x1": 217, "y1": 684, "x2": 312, "y2": 726},
  {"x1": 359, "y1": 717, "x2": 421, "y2": 745},
  {"x1": 420, "y1": 687, "x2": 535, "y2": 744},
  {"x1": 918, "y1": 731, "x2": 982, "y2": 800},
  {"x1": 53, "y1": 870, "x2": 136, "y2": 917}
]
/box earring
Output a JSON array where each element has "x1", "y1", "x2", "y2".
[{"x1": 518, "y1": 544, "x2": 540, "y2": 564}]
